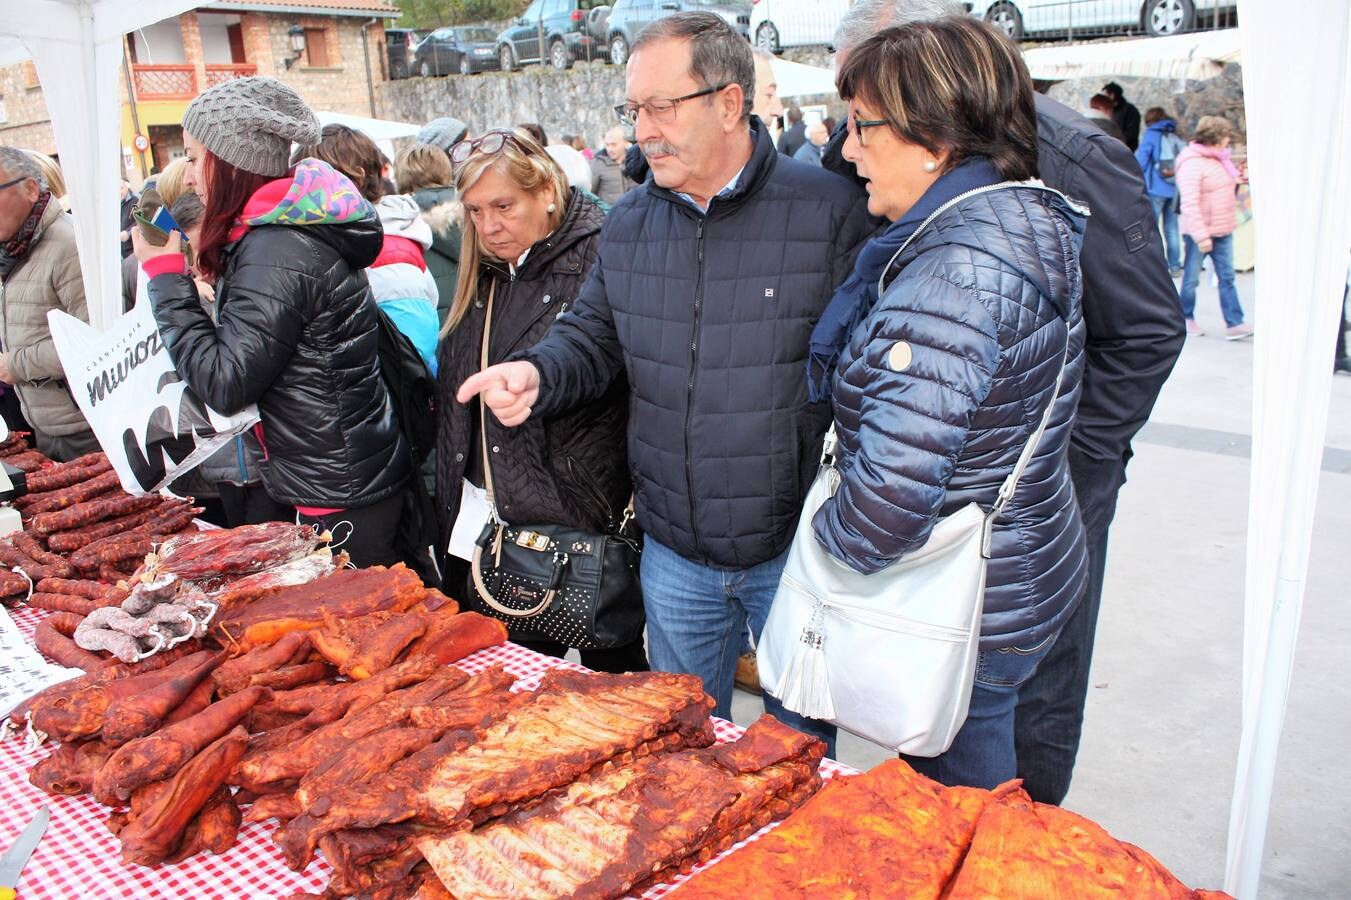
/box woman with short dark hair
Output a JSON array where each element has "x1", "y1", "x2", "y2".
[{"x1": 807, "y1": 16, "x2": 1089, "y2": 789}]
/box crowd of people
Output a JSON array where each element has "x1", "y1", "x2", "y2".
[{"x1": 1, "y1": 0, "x2": 1318, "y2": 798}]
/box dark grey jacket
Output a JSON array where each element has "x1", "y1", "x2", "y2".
[
  {"x1": 815, "y1": 185, "x2": 1088, "y2": 650},
  {"x1": 522, "y1": 119, "x2": 874, "y2": 569}
]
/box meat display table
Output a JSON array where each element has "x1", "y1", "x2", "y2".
[{"x1": 0, "y1": 605, "x2": 853, "y2": 899}]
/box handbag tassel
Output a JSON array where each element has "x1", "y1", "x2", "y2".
[{"x1": 778, "y1": 623, "x2": 836, "y2": 721}]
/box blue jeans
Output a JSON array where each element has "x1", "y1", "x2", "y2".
[
  {"x1": 1180, "y1": 233, "x2": 1245, "y2": 327},
  {"x1": 1151, "y1": 194, "x2": 1182, "y2": 270},
  {"x1": 1013, "y1": 455, "x2": 1121, "y2": 805},
  {"x1": 903, "y1": 629, "x2": 1061, "y2": 790},
  {"x1": 640, "y1": 538, "x2": 838, "y2": 757}
]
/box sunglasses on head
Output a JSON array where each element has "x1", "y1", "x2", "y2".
[{"x1": 449, "y1": 131, "x2": 528, "y2": 167}]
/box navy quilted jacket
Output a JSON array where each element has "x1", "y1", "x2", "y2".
[
  {"x1": 522, "y1": 119, "x2": 874, "y2": 569},
  {"x1": 813, "y1": 185, "x2": 1089, "y2": 650}
]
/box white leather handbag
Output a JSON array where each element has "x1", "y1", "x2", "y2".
[{"x1": 758, "y1": 347, "x2": 1068, "y2": 758}]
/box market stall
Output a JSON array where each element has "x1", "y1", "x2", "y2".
[{"x1": 0, "y1": 442, "x2": 1233, "y2": 899}]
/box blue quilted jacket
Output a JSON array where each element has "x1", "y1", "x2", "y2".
[
  {"x1": 813, "y1": 184, "x2": 1089, "y2": 650},
  {"x1": 522, "y1": 118, "x2": 875, "y2": 569}
]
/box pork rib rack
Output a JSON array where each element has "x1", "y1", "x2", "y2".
[
  {"x1": 417, "y1": 715, "x2": 825, "y2": 899},
  {"x1": 275, "y1": 669, "x2": 716, "y2": 871}
]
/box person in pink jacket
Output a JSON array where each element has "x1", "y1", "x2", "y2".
[{"x1": 1175, "y1": 115, "x2": 1252, "y2": 340}]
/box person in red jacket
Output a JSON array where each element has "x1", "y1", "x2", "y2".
[{"x1": 1175, "y1": 115, "x2": 1252, "y2": 340}]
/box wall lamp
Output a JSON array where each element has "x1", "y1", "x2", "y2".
[{"x1": 284, "y1": 25, "x2": 306, "y2": 69}]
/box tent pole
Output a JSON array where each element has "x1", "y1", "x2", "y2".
[{"x1": 120, "y1": 34, "x2": 147, "y2": 177}]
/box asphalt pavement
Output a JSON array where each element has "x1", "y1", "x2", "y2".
[{"x1": 729, "y1": 268, "x2": 1351, "y2": 898}]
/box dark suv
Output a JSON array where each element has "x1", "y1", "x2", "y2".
[
  {"x1": 497, "y1": 0, "x2": 611, "y2": 71},
  {"x1": 605, "y1": 0, "x2": 750, "y2": 66},
  {"x1": 414, "y1": 26, "x2": 501, "y2": 76}
]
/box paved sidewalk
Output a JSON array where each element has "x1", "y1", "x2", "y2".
[{"x1": 731, "y1": 268, "x2": 1351, "y2": 898}]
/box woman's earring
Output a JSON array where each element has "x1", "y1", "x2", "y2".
[
  {"x1": 547, "y1": 202, "x2": 557, "y2": 213},
  {"x1": 923, "y1": 160, "x2": 938, "y2": 173}
]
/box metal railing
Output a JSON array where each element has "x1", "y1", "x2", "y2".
[
  {"x1": 204, "y1": 64, "x2": 258, "y2": 89},
  {"x1": 131, "y1": 64, "x2": 197, "y2": 100}
]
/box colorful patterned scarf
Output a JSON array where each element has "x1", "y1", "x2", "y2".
[{"x1": 0, "y1": 190, "x2": 52, "y2": 281}]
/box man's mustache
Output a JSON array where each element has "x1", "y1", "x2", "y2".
[{"x1": 641, "y1": 141, "x2": 678, "y2": 158}]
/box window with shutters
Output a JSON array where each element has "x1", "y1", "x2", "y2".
[{"x1": 304, "y1": 27, "x2": 331, "y2": 67}]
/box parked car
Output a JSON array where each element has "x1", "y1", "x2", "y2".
[
  {"x1": 498, "y1": 0, "x2": 610, "y2": 71},
  {"x1": 385, "y1": 29, "x2": 427, "y2": 80},
  {"x1": 749, "y1": 0, "x2": 850, "y2": 54},
  {"x1": 414, "y1": 26, "x2": 501, "y2": 76},
  {"x1": 979, "y1": 0, "x2": 1237, "y2": 40},
  {"x1": 606, "y1": 0, "x2": 751, "y2": 67}
]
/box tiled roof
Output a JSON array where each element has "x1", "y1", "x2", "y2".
[{"x1": 203, "y1": 0, "x2": 400, "y2": 18}]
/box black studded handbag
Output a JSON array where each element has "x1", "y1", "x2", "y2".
[{"x1": 466, "y1": 284, "x2": 645, "y2": 650}]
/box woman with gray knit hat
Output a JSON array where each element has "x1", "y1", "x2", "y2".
[{"x1": 132, "y1": 76, "x2": 412, "y2": 567}]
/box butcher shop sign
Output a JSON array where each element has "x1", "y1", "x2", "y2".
[{"x1": 47, "y1": 283, "x2": 259, "y2": 494}]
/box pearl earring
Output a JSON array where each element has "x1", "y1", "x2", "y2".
[
  {"x1": 923, "y1": 160, "x2": 938, "y2": 173},
  {"x1": 547, "y1": 202, "x2": 557, "y2": 213}
]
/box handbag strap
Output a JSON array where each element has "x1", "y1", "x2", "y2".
[
  {"x1": 470, "y1": 280, "x2": 561, "y2": 617},
  {"x1": 478, "y1": 280, "x2": 501, "y2": 518},
  {"x1": 987, "y1": 342, "x2": 1069, "y2": 523}
]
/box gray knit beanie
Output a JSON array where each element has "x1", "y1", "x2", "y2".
[
  {"x1": 182, "y1": 76, "x2": 321, "y2": 177},
  {"x1": 417, "y1": 117, "x2": 470, "y2": 153}
]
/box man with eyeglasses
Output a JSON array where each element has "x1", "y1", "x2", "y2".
[
  {"x1": 459, "y1": 11, "x2": 872, "y2": 755},
  {"x1": 0, "y1": 146, "x2": 99, "y2": 460}
]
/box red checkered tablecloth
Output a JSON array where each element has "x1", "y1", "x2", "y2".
[{"x1": 0, "y1": 606, "x2": 854, "y2": 898}]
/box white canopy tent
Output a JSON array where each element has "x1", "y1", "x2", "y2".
[
  {"x1": 1023, "y1": 27, "x2": 1241, "y2": 81},
  {"x1": 770, "y1": 56, "x2": 837, "y2": 98},
  {"x1": 0, "y1": 0, "x2": 200, "y2": 331},
  {"x1": 315, "y1": 110, "x2": 421, "y2": 143},
  {"x1": 1225, "y1": 1, "x2": 1349, "y2": 897},
  {"x1": 315, "y1": 110, "x2": 422, "y2": 169}
]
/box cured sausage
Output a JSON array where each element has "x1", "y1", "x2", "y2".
[
  {"x1": 47, "y1": 503, "x2": 179, "y2": 552},
  {"x1": 31, "y1": 494, "x2": 162, "y2": 535},
  {"x1": 28, "y1": 592, "x2": 97, "y2": 616},
  {"x1": 19, "y1": 469, "x2": 122, "y2": 515},
  {"x1": 11, "y1": 531, "x2": 76, "y2": 578},
  {"x1": 16, "y1": 456, "x2": 113, "y2": 501},
  {"x1": 35, "y1": 612, "x2": 106, "y2": 671},
  {"x1": 36, "y1": 578, "x2": 128, "y2": 604}
]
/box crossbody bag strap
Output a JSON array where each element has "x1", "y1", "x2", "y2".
[
  {"x1": 986, "y1": 339, "x2": 1070, "y2": 530},
  {"x1": 469, "y1": 281, "x2": 562, "y2": 618}
]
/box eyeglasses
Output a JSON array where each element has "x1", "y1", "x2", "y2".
[
  {"x1": 0, "y1": 176, "x2": 31, "y2": 192},
  {"x1": 848, "y1": 114, "x2": 889, "y2": 147},
  {"x1": 613, "y1": 83, "x2": 731, "y2": 128},
  {"x1": 449, "y1": 130, "x2": 526, "y2": 167}
]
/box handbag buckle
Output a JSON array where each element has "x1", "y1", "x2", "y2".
[
  {"x1": 515, "y1": 530, "x2": 552, "y2": 552},
  {"x1": 820, "y1": 429, "x2": 838, "y2": 466}
]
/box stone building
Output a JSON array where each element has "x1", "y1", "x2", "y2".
[{"x1": 0, "y1": 0, "x2": 398, "y2": 175}]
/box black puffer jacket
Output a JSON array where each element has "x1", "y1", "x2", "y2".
[
  {"x1": 522, "y1": 119, "x2": 874, "y2": 569},
  {"x1": 815, "y1": 185, "x2": 1089, "y2": 651},
  {"x1": 437, "y1": 189, "x2": 629, "y2": 541},
  {"x1": 148, "y1": 208, "x2": 410, "y2": 508}
]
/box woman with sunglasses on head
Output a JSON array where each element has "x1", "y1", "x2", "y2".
[
  {"x1": 436, "y1": 128, "x2": 647, "y2": 674},
  {"x1": 133, "y1": 76, "x2": 411, "y2": 566},
  {"x1": 808, "y1": 17, "x2": 1088, "y2": 789}
]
